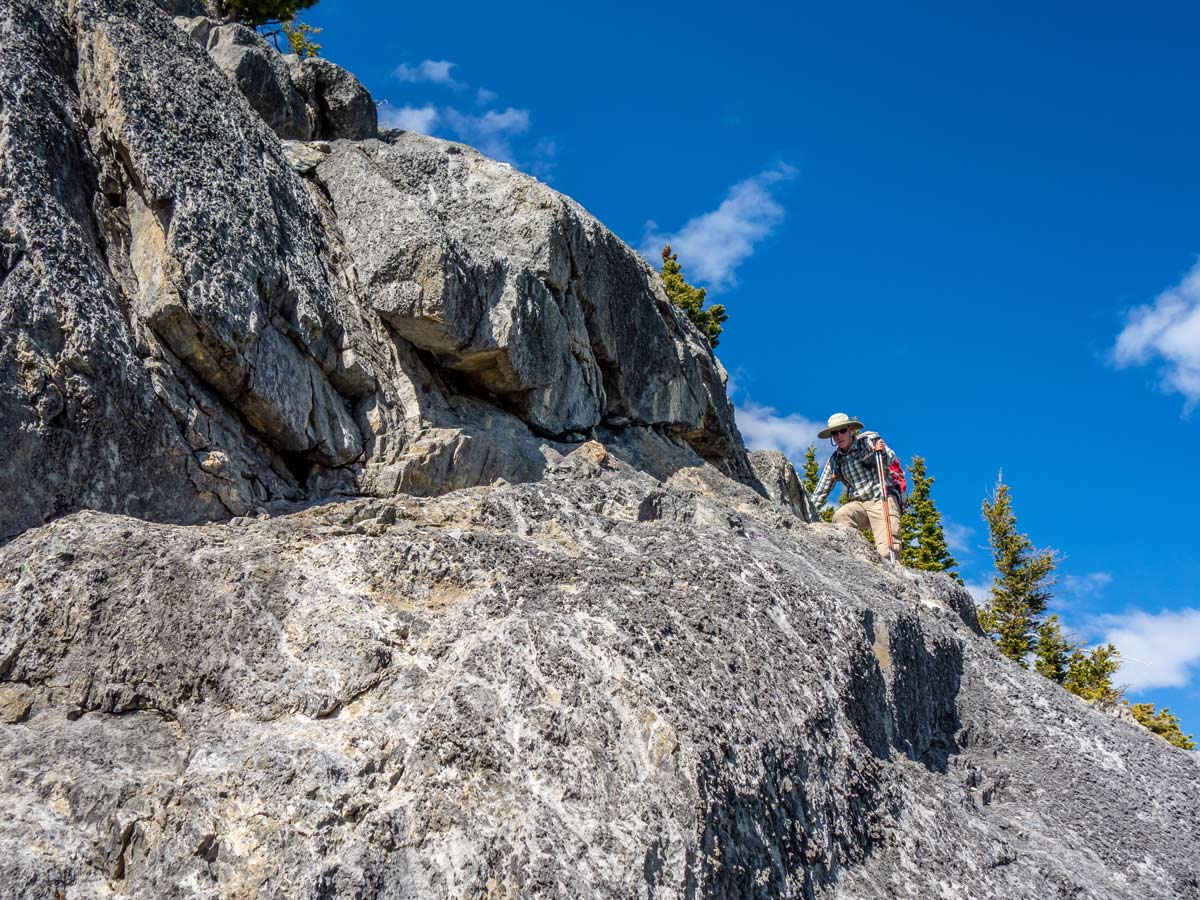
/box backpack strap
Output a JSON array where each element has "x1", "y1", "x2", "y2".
[{"x1": 831, "y1": 452, "x2": 849, "y2": 490}]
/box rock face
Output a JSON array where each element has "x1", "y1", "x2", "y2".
[
  {"x1": 314, "y1": 132, "x2": 748, "y2": 482},
  {"x1": 3, "y1": 1, "x2": 1199, "y2": 899},
  {"x1": 749, "y1": 449, "x2": 818, "y2": 522},
  {"x1": 0, "y1": 0, "x2": 748, "y2": 541},
  {"x1": 2, "y1": 455, "x2": 1198, "y2": 899},
  {"x1": 174, "y1": 17, "x2": 377, "y2": 141}
]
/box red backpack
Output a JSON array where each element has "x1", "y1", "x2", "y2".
[{"x1": 887, "y1": 456, "x2": 909, "y2": 509}]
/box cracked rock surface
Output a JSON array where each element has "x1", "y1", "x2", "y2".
[
  {"x1": 1, "y1": 442, "x2": 1197, "y2": 899},
  {"x1": 0, "y1": 0, "x2": 749, "y2": 541},
  {"x1": 3, "y1": 1, "x2": 1198, "y2": 898},
  {"x1": 750, "y1": 449, "x2": 819, "y2": 523}
]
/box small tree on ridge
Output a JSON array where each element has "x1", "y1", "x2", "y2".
[
  {"x1": 220, "y1": 0, "x2": 318, "y2": 26},
  {"x1": 1130, "y1": 703, "x2": 1197, "y2": 750},
  {"x1": 978, "y1": 474, "x2": 1058, "y2": 666},
  {"x1": 899, "y1": 455, "x2": 960, "y2": 581},
  {"x1": 802, "y1": 442, "x2": 819, "y2": 495},
  {"x1": 660, "y1": 245, "x2": 727, "y2": 347}
]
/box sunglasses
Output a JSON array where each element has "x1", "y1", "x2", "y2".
[{"x1": 831, "y1": 427, "x2": 850, "y2": 436}]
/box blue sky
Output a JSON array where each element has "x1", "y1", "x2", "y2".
[{"x1": 296, "y1": 0, "x2": 1200, "y2": 737}]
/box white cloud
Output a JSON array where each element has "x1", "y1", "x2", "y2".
[
  {"x1": 447, "y1": 106, "x2": 530, "y2": 134},
  {"x1": 393, "y1": 59, "x2": 465, "y2": 89},
  {"x1": 1048, "y1": 570, "x2": 1113, "y2": 613},
  {"x1": 641, "y1": 163, "x2": 796, "y2": 291},
  {"x1": 380, "y1": 60, "x2": 544, "y2": 171},
  {"x1": 734, "y1": 401, "x2": 826, "y2": 465},
  {"x1": 1113, "y1": 259, "x2": 1200, "y2": 411},
  {"x1": 1062, "y1": 571, "x2": 1113, "y2": 600},
  {"x1": 374, "y1": 102, "x2": 536, "y2": 164},
  {"x1": 378, "y1": 103, "x2": 439, "y2": 133},
  {"x1": 530, "y1": 137, "x2": 559, "y2": 182},
  {"x1": 441, "y1": 106, "x2": 531, "y2": 162},
  {"x1": 963, "y1": 581, "x2": 991, "y2": 606},
  {"x1": 941, "y1": 517, "x2": 974, "y2": 556},
  {"x1": 1096, "y1": 608, "x2": 1200, "y2": 691}
]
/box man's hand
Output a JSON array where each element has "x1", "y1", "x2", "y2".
[{"x1": 873, "y1": 439, "x2": 886, "y2": 453}]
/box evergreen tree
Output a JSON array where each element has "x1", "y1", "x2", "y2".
[
  {"x1": 978, "y1": 475, "x2": 1058, "y2": 666},
  {"x1": 1033, "y1": 614, "x2": 1073, "y2": 682},
  {"x1": 281, "y1": 18, "x2": 321, "y2": 57},
  {"x1": 975, "y1": 478, "x2": 1188, "y2": 740},
  {"x1": 1063, "y1": 643, "x2": 1122, "y2": 705},
  {"x1": 1033, "y1": 615, "x2": 1123, "y2": 705},
  {"x1": 660, "y1": 245, "x2": 727, "y2": 347},
  {"x1": 802, "y1": 442, "x2": 833, "y2": 521},
  {"x1": 899, "y1": 455, "x2": 960, "y2": 581},
  {"x1": 1129, "y1": 703, "x2": 1197, "y2": 750},
  {"x1": 802, "y1": 443, "x2": 819, "y2": 495},
  {"x1": 221, "y1": 0, "x2": 318, "y2": 26}
]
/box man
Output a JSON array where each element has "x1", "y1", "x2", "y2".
[{"x1": 810, "y1": 412, "x2": 901, "y2": 560}]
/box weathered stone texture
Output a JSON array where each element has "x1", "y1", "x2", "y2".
[
  {"x1": 1, "y1": 462, "x2": 1197, "y2": 899},
  {"x1": 0, "y1": 0, "x2": 748, "y2": 540},
  {"x1": 4, "y1": 2, "x2": 1196, "y2": 899},
  {"x1": 750, "y1": 449, "x2": 818, "y2": 522},
  {"x1": 174, "y1": 17, "x2": 377, "y2": 142},
  {"x1": 314, "y1": 130, "x2": 747, "y2": 473},
  {"x1": 288, "y1": 56, "x2": 378, "y2": 140},
  {"x1": 0, "y1": 0, "x2": 244, "y2": 535}
]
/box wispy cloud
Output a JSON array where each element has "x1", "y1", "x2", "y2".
[
  {"x1": 1098, "y1": 607, "x2": 1200, "y2": 691},
  {"x1": 1113, "y1": 259, "x2": 1200, "y2": 412},
  {"x1": 1061, "y1": 571, "x2": 1113, "y2": 602},
  {"x1": 641, "y1": 163, "x2": 796, "y2": 291},
  {"x1": 383, "y1": 61, "x2": 547, "y2": 171},
  {"x1": 963, "y1": 581, "x2": 991, "y2": 606},
  {"x1": 440, "y1": 107, "x2": 531, "y2": 162},
  {"x1": 942, "y1": 517, "x2": 975, "y2": 557},
  {"x1": 530, "y1": 137, "x2": 559, "y2": 181},
  {"x1": 378, "y1": 103, "x2": 439, "y2": 133},
  {"x1": 393, "y1": 59, "x2": 465, "y2": 89},
  {"x1": 734, "y1": 401, "x2": 826, "y2": 466},
  {"x1": 1048, "y1": 571, "x2": 1113, "y2": 616},
  {"x1": 378, "y1": 102, "x2": 542, "y2": 170}
]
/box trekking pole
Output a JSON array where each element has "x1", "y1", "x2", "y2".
[{"x1": 875, "y1": 449, "x2": 898, "y2": 563}]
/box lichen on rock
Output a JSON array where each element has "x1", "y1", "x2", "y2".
[{"x1": 1, "y1": 1, "x2": 1198, "y2": 898}]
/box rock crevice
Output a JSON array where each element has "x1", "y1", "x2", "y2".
[
  {"x1": 2, "y1": 478, "x2": 1197, "y2": 899},
  {"x1": 0, "y1": 0, "x2": 754, "y2": 540},
  {"x1": 4, "y1": 4, "x2": 1195, "y2": 900}
]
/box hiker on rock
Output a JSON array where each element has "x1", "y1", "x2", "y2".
[{"x1": 810, "y1": 412, "x2": 904, "y2": 560}]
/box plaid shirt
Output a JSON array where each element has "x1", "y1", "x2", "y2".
[{"x1": 810, "y1": 431, "x2": 898, "y2": 510}]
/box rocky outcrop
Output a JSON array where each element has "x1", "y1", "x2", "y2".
[
  {"x1": 174, "y1": 17, "x2": 377, "y2": 141},
  {"x1": 0, "y1": 0, "x2": 749, "y2": 540},
  {"x1": 290, "y1": 56, "x2": 378, "y2": 140},
  {"x1": 750, "y1": 449, "x2": 818, "y2": 522},
  {"x1": 5, "y1": 2, "x2": 1198, "y2": 899},
  {"x1": 1, "y1": 454, "x2": 1197, "y2": 899},
  {"x1": 312, "y1": 131, "x2": 750, "y2": 478}
]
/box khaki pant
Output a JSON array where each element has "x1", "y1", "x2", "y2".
[{"x1": 833, "y1": 497, "x2": 901, "y2": 558}]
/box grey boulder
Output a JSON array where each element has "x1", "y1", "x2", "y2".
[
  {"x1": 287, "y1": 55, "x2": 378, "y2": 140},
  {"x1": 315, "y1": 130, "x2": 750, "y2": 479},
  {"x1": 749, "y1": 449, "x2": 819, "y2": 522},
  {"x1": 176, "y1": 16, "x2": 377, "y2": 141}
]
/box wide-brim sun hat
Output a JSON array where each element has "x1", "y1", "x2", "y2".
[{"x1": 817, "y1": 412, "x2": 864, "y2": 439}]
